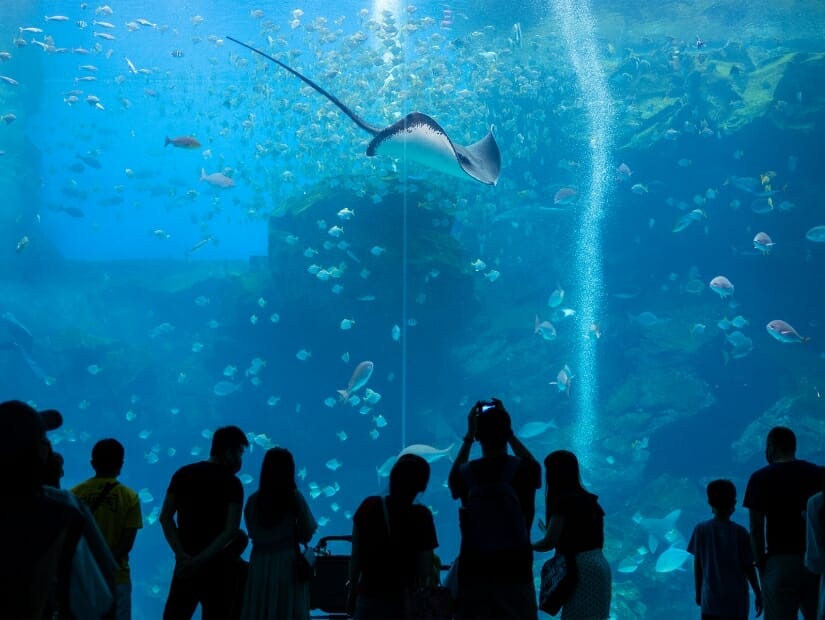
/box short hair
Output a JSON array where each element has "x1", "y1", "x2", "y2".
[
  {"x1": 389, "y1": 454, "x2": 430, "y2": 500},
  {"x1": 768, "y1": 426, "x2": 796, "y2": 454},
  {"x1": 210, "y1": 425, "x2": 249, "y2": 457},
  {"x1": 91, "y1": 438, "x2": 124, "y2": 473},
  {"x1": 707, "y1": 479, "x2": 737, "y2": 513},
  {"x1": 476, "y1": 405, "x2": 512, "y2": 450}
]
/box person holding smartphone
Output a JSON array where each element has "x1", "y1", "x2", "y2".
[{"x1": 448, "y1": 398, "x2": 542, "y2": 620}]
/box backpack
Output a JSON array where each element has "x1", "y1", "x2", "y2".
[{"x1": 458, "y1": 457, "x2": 529, "y2": 554}]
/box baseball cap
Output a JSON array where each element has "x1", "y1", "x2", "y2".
[{"x1": 0, "y1": 400, "x2": 63, "y2": 452}]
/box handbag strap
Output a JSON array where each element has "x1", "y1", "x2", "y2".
[
  {"x1": 86, "y1": 481, "x2": 119, "y2": 514},
  {"x1": 293, "y1": 516, "x2": 305, "y2": 552},
  {"x1": 380, "y1": 496, "x2": 391, "y2": 539}
]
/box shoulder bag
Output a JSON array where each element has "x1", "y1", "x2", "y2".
[
  {"x1": 539, "y1": 551, "x2": 578, "y2": 616},
  {"x1": 295, "y1": 519, "x2": 316, "y2": 581}
]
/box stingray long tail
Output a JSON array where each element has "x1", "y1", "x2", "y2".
[{"x1": 226, "y1": 36, "x2": 380, "y2": 137}]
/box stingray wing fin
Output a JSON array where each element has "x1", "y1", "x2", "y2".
[{"x1": 367, "y1": 112, "x2": 500, "y2": 186}]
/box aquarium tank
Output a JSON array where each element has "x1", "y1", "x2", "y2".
[{"x1": 2, "y1": 0, "x2": 824, "y2": 617}]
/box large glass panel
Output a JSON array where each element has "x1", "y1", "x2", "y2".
[{"x1": 2, "y1": 0, "x2": 824, "y2": 617}]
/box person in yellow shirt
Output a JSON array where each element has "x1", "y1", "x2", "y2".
[{"x1": 72, "y1": 438, "x2": 143, "y2": 620}]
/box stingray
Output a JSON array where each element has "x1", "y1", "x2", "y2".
[
  {"x1": 226, "y1": 36, "x2": 501, "y2": 186},
  {"x1": 0, "y1": 312, "x2": 47, "y2": 381}
]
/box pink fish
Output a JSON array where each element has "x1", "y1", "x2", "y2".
[
  {"x1": 766, "y1": 320, "x2": 809, "y2": 344},
  {"x1": 200, "y1": 168, "x2": 235, "y2": 188},
  {"x1": 338, "y1": 360, "x2": 374, "y2": 401},
  {"x1": 709, "y1": 275, "x2": 734, "y2": 298}
]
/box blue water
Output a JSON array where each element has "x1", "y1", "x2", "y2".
[{"x1": 2, "y1": 0, "x2": 825, "y2": 618}]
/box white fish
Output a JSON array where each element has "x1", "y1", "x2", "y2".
[
  {"x1": 633, "y1": 509, "x2": 685, "y2": 553},
  {"x1": 363, "y1": 388, "x2": 381, "y2": 405},
  {"x1": 213, "y1": 381, "x2": 242, "y2": 396},
  {"x1": 145, "y1": 506, "x2": 161, "y2": 525},
  {"x1": 200, "y1": 168, "x2": 235, "y2": 188},
  {"x1": 338, "y1": 360, "x2": 373, "y2": 401},
  {"x1": 617, "y1": 554, "x2": 645, "y2": 573},
  {"x1": 376, "y1": 454, "x2": 396, "y2": 479},
  {"x1": 654, "y1": 546, "x2": 692, "y2": 573},
  {"x1": 515, "y1": 420, "x2": 557, "y2": 439},
  {"x1": 398, "y1": 443, "x2": 455, "y2": 463},
  {"x1": 629, "y1": 311, "x2": 668, "y2": 327},
  {"x1": 325, "y1": 458, "x2": 343, "y2": 471},
  {"x1": 548, "y1": 284, "x2": 565, "y2": 307},
  {"x1": 806, "y1": 226, "x2": 825, "y2": 243}
]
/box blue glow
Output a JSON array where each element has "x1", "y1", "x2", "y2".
[{"x1": 551, "y1": 0, "x2": 614, "y2": 467}]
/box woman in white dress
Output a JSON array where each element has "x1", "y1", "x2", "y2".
[{"x1": 241, "y1": 448, "x2": 317, "y2": 620}]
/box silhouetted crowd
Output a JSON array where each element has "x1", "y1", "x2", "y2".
[{"x1": 2, "y1": 397, "x2": 824, "y2": 620}]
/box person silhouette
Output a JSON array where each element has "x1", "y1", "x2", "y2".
[
  {"x1": 241, "y1": 447, "x2": 318, "y2": 620},
  {"x1": 448, "y1": 398, "x2": 541, "y2": 620},
  {"x1": 744, "y1": 426, "x2": 823, "y2": 620},
  {"x1": 160, "y1": 425, "x2": 250, "y2": 620}
]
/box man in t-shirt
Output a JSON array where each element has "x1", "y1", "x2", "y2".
[
  {"x1": 448, "y1": 398, "x2": 542, "y2": 620},
  {"x1": 744, "y1": 425, "x2": 824, "y2": 620},
  {"x1": 71, "y1": 438, "x2": 142, "y2": 620},
  {"x1": 160, "y1": 425, "x2": 249, "y2": 620}
]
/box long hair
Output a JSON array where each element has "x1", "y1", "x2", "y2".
[
  {"x1": 544, "y1": 450, "x2": 586, "y2": 519},
  {"x1": 256, "y1": 447, "x2": 298, "y2": 528}
]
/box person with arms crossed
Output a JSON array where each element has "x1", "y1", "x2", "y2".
[{"x1": 160, "y1": 425, "x2": 249, "y2": 620}]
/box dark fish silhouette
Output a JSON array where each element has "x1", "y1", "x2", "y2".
[{"x1": 0, "y1": 312, "x2": 46, "y2": 381}]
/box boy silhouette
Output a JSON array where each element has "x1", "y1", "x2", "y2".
[{"x1": 688, "y1": 479, "x2": 762, "y2": 620}]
